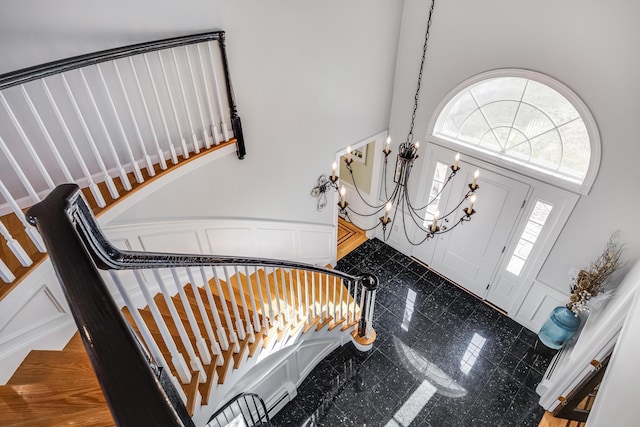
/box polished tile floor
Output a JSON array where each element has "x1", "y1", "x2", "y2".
[{"x1": 271, "y1": 238, "x2": 552, "y2": 427}]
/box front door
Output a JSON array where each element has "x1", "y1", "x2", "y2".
[{"x1": 412, "y1": 146, "x2": 530, "y2": 301}]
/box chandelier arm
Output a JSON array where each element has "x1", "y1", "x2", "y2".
[
  {"x1": 429, "y1": 216, "x2": 468, "y2": 236},
  {"x1": 411, "y1": 170, "x2": 457, "y2": 211},
  {"x1": 399, "y1": 193, "x2": 436, "y2": 246},
  {"x1": 438, "y1": 191, "x2": 474, "y2": 220},
  {"x1": 346, "y1": 164, "x2": 388, "y2": 210},
  {"x1": 403, "y1": 184, "x2": 437, "y2": 234}
]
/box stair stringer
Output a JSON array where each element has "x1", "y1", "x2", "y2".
[{"x1": 192, "y1": 323, "x2": 356, "y2": 426}]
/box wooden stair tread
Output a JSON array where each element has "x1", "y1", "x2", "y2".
[
  {"x1": 0, "y1": 139, "x2": 236, "y2": 300},
  {"x1": 2, "y1": 254, "x2": 369, "y2": 426}
]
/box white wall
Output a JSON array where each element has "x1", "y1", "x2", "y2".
[
  {"x1": 0, "y1": 0, "x2": 403, "y2": 227},
  {"x1": 388, "y1": 0, "x2": 640, "y2": 294},
  {"x1": 3, "y1": 0, "x2": 640, "y2": 294}
]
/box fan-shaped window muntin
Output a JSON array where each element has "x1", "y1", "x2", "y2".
[{"x1": 434, "y1": 73, "x2": 596, "y2": 189}]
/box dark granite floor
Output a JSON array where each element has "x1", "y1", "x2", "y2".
[{"x1": 271, "y1": 238, "x2": 552, "y2": 427}]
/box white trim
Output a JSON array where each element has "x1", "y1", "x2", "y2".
[
  {"x1": 334, "y1": 130, "x2": 388, "y2": 239},
  {"x1": 427, "y1": 68, "x2": 601, "y2": 195}
]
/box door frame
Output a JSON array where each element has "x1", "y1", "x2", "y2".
[{"x1": 411, "y1": 141, "x2": 579, "y2": 315}]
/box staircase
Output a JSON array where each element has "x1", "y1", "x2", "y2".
[
  {"x1": 0, "y1": 31, "x2": 379, "y2": 426},
  {"x1": 0, "y1": 262, "x2": 366, "y2": 426},
  {"x1": 0, "y1": 183, "x2": 377, "y2": 426}
]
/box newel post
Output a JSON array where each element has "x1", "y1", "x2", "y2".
[{"x1": 357, "y1": 273, "x2": 378, "y2": 339}]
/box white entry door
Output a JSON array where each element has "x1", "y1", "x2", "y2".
[{"x1": 412, "y1": 147, "x2": 530, "y2": 300}]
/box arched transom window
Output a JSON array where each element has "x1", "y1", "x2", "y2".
[{"x1": 432, "y1": 70, "x2": 600, "y2": 193}]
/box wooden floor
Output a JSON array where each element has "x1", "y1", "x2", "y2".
[{"x1": 337, "y1": 217, "x2": 367, "y2": 260}]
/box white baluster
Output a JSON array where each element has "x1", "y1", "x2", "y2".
[
  {"x1": 252, "y1": 266, "x2": 268, "y2": 330},
  {"x1": 0, "y1": 219, "x2": 32, "y2": 266},
  {"x1": 199, "y1": 266, "x2": 229, "y2": 357},
  {"x1": 95, "y1": 64, "x2": 143, "y2": 184},
  {"x1": 153, "y1": 269, "x2": 206, "y2": 383},
  {"x1": 184, "y1": 45, "x2": 212, "y2": 149},
  {"x1": 366, "y1": 290, "x2": 377, "y2": 339},
  {"x1": 0, "y1": 135, "x2": 40, "y2": 203},
  {"x1": 207, "y1": 41, "x2": 230, "y2": 141},
  {"x1": 60, "y1": 74, "x2": 119, "y2": 199},
  {"x1": 346, "y1": 280, "x2": 353, "y2": 324},
  {"x1": 280, "y1": 269, "x2": 290, "y2": 324},
  {"x1": 257, "y1": 267, "x2": 275, "y2": 328},
  {"x1": 126, "y1": 58, "x2": 167, "y2": 170},
  {"x1": 244, "y1": 266, "x2": 261, "y2": 334},
  {"x1": 325, "y1": 274, "x2": 330, "y2": 321},
  {"x1": 272, "y1": 267, "x2": 283, "y2": 330},
  {"x1": 186, "y1": 267, "x2": 221, "y2": 360},
  {"x1": 352, "y1": 280, "x2": 359, "y2": 325},
  {"x1": 171, "y1": 268, "x2": 212, "y2": 365},
  {"x1": 311, "y1": 272, "x2": 317, "y2": 319},
  {"x1": 296, "y1": 270, "x2": 303, "y2": 322},
  {"x1": 41, "y1": 79, "x2": 105, "y2": 207},
  {"x1": 319, "y1": 273, "x2": 324, "y2": 324},
  {"x1": 112, "y1": 61, "x2": 156, "y2": 176},
  {"x1": 133, "y1": 271, "x2": 190, "y2": 383},
  {"x1": 21, "y1": 85, "x2": 74, "y2": 184},
  {"x1": 211, "y1": 266, "x2": 239, "y2": 352},
  {"x1": 109, "y1": 272, "x2": 170, "y2": 373},
  {"x1": 223, "y1": 266, "x2": 246, "y2": 341},
  {"x1": 304, "y1": 271, "x2": 310, "y2": 325},
  {"x1": 0, "y1": 257, "x2": 15, "y2": 283},
  {"x1": 197, "y1": 43, "x2": 220, "y2": 145},
  {"x1": 78, "y1": 68, "x2": 132, "y2": 190},
  {"x1": 338, "y1": 278, "x2": 345, "y2": 321},
  {"x1": 288, "y1": 270, "x2": 297, "y2": 322},
  {"x1": 170, "y1": 48, "x2": 199, "y2": 154},
  {"x1": 141, "y1": 54, "x2": 178, "y2": 165},
  {"x1": 234, "y1": 266, "x2": 254, "y2": 343},
  {"x1": 157, "y1": 51, "x2": 189, "y2": 158},
  {"x1": 0, "y1": 92, "x2": 56, "y2": 190},
  {"x1": 0, "y1": 180, "x2": 45, "y2": 252},
  {"x1": 332, "y1": 275, "x2": 338, "y2": 321}
]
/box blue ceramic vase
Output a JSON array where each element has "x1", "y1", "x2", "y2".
[{"x1": 538, "y1": 306, "x2": 581, "y2": 350}]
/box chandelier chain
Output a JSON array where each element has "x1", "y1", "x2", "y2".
[{"x1": 406, "y1": 0, "x2": 436, "y2": 146}]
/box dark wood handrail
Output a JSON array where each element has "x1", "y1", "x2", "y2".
[
  {"x1": 0, "y1": 30, "x2": 246, "y2": 160},
  {"x1": 27, "y1": 185, "x2": 193, "y2": 427},
  {"x1": 26, "y1": 184, "x2": 378, "y2": 424}
]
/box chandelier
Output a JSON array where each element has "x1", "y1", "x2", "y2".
[{"x1": 315, "y1": 0, "x2": 480, "y2": 245}]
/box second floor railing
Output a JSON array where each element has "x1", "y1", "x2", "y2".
[
  {"x1": 0, "y1": 31, "x2": 245, "y2": 284},
  {"x1": 26, "y1": 184, "x2": 378, "y2": 425}
]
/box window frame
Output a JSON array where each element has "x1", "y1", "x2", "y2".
[{"x1": 427, "y1": 69, "x2": 601, "y2": 195}]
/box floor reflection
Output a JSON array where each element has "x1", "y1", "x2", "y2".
[
  {"x1": 393, "y1": 337, "x2": 466, "y2": 398},
  {"x1": 271, "y1": 238, "x2": 553, "y2": 427},
  {"x1": 460, "y1": 333, "x2": 487, "y2": 375}
]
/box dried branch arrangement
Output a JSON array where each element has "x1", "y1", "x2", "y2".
[{"x1": 567, "y1": 232, "x2": 624, "y2": 315}]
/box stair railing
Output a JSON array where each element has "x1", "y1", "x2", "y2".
[
  {"x1": 27, "y1": 184, "x2": 378, "y2": 425},
  {"x1": 0, "y1": 30, "x2": 244, "y2": 284},
  {"x1": 207, "y1": 393, "x2": 271, "y2": 427}
]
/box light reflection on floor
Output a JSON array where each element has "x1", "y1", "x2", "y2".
[{"x1": 271, "y1": 238, "x2": 553, "y2": 427}]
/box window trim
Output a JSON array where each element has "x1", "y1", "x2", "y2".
[{"x1": 427, "y1": 69, "x2": 601, "y2": 195}]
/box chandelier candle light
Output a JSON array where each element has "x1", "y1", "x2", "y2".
[{"x1": 318, "y1": 0, "x2": 480, "y2": 245}]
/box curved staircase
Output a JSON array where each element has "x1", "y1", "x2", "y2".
[{"x1": 0, "y1": 31, "x2": 379, "y2": 426}]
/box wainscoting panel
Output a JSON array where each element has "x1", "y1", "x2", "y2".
[
  {"x1": 104, "y1": 218, "x2": 334, "y2": 265},
  {"x1": 513, "y1": 280, "x2": 567, "y2": 332}
]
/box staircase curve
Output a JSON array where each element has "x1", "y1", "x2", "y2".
[{"x1": 0, "y1": 31, "x2": 379, "y2": 425}]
